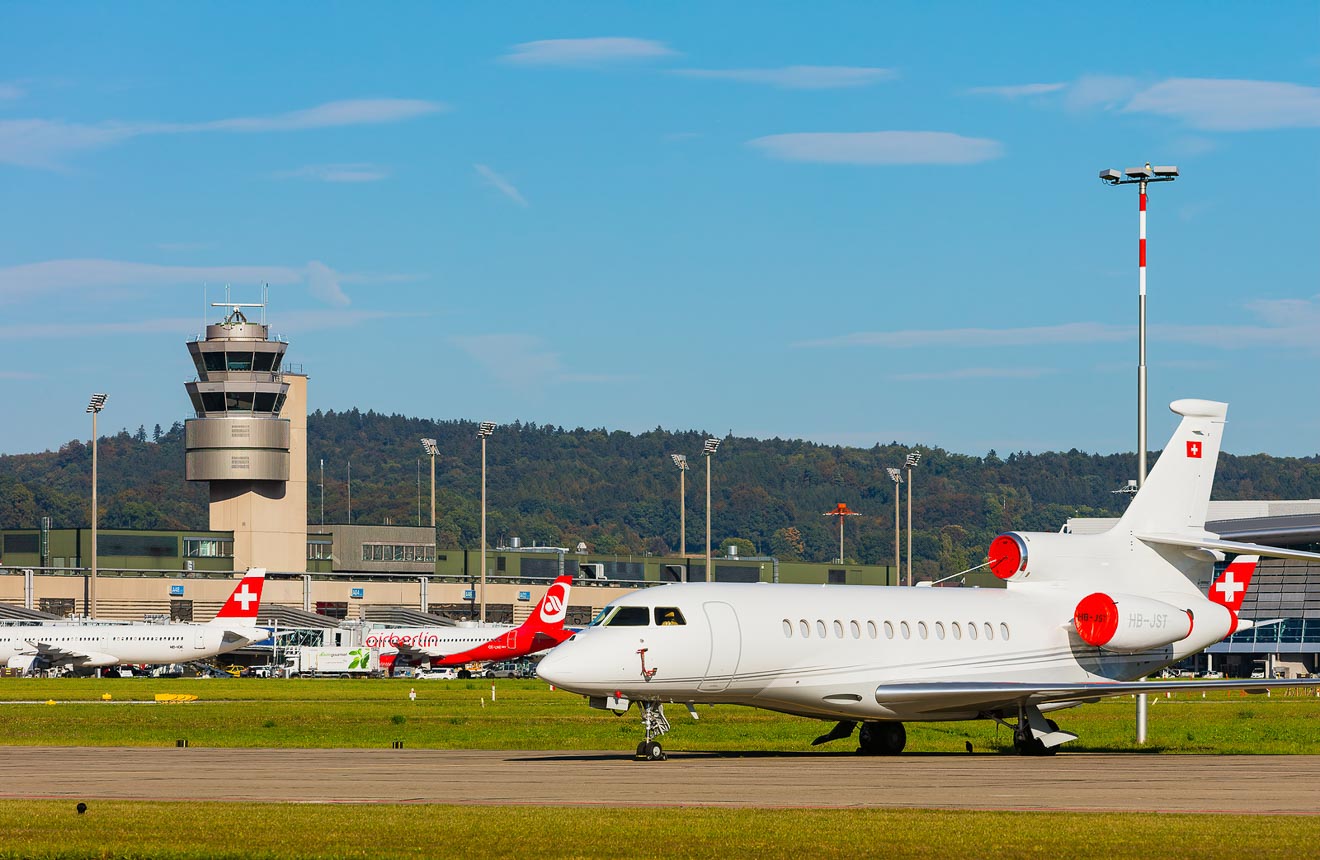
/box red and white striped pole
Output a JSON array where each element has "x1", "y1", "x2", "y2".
[{"x1": 1137, "y1": 177, "x2": 1148, "y2": 487}]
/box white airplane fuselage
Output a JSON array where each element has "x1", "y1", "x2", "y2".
[
  {"x1": 0, "y1": 622, "x2": 264, "y2": 669},
  {"x1": 538, "y1": 579, "x2": 1213, "y2": 723}
]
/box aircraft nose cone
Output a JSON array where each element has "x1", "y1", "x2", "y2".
[{"x1": 536, "y1": 648, "x2": 574, "y2": 687}]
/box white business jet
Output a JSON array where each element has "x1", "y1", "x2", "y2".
[
  {"x1": 537, "y1": 400, "x2": 1320, "y2": 760},
  {"x1": 0, "y1": 568, "x2": 269, "y2": 673}
]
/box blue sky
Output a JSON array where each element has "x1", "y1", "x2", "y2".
[{"x1": 2, "y1": 2, "x2": 1318, "y2": 459}]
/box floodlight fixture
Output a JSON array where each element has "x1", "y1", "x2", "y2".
[
  {"x1": 477, "y1": 421, "x2": 496, "y2": 438},
  {"x1": 1151, "y1": 165, "x2": 1179, "y2": 177},
  {"x1": 905, "y1": 451, "x2": 922, "y2": 469},
  {"x1": 1098, "y1": 168, "x2": 1122, "y2": 184},
  {"x1": 1124, "y1": 165, "x2": 1154, "y2": 179},
  {"x1": 420, "y1": 438, "x2": 438, "y2": 456},
  {"x1": 670, "y1": 453, "x2": 689, "y2": 470},
  {"x1": 885, "y1": 467, "x2": 903, "y2": 484},
  {"x1": 702, "y1": 438, "x2": 720, "y2": 456},
  {"x1": 87, "y1": 393, "x2": 108, "y2": 413}
]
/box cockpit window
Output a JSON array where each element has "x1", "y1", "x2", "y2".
[
  {"x1": 654, "y1": 607, "x2": 685, "y2": 626},
  {"x1": 604, "y1": 606, "x2": 651, "y2": 627},
  {"x1": 588, "y1": 607, "x2": 614, "y2": 627}
]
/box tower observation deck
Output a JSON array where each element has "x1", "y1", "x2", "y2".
[{"x1": 184, "y1": 299, "x2": 308, "y2": 572}]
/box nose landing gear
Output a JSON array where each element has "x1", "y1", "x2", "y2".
[{"x1": 634, "y1": 701, "x2": 671, "y2": 761}]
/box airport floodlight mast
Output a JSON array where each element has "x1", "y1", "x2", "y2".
[
  {"x1": 1100, "y1": 162, "x2": 1178, "y2": 748},
  {"x1": 670, "y1": 454, "x2": 689, "y2": 557},
  {"x1": 904, "y1": 452, "x2": 922, "y2": 587},
  {"x1": 420, "y1": 438, "x2": 439, "y2": 528},
  {"x1": 823, "y1": 502, "x2": 861, "y2": 565},
  {"x1": 886, "y1": 467, "x2": 903, "y2": 578},
  {"x1": 702, "y1": 438, "x2": 720, "y2": 582},
  {"x1": 1099, "y1": 163, "x2": 1178, "y2": 490},
  {"x1": 86, "y1": 393, "x2": 108, "y2": 618},
  {"x1": 477, "y1": 422, "x2": 496, "y2": 623}
]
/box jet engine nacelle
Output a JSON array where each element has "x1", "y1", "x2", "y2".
[{"x1": 1072, "y1": 592, "x2": 1193, "y2": 653}]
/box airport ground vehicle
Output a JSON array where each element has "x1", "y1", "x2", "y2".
[
  {"x1": 416, "y1": 667, "x2": 458, "y2": 680},
  {"x1": 285, "y1": 646, "x2": 380, "y2": 677}
]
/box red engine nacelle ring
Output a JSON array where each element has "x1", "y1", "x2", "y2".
[{"x1": 988, "y1": 533, "x2": 1028, "y2": 580}]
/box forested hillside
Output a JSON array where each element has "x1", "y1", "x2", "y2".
[{"x1": 4, "y1": 411, "x2": 1320, "y2": 580}]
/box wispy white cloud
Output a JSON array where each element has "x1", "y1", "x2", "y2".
[
  {"x1": 0, "y1": 83, "x2": 23, "y2": 101},
  {"x1": 0, "y1": 369, "x2": 39, "y2": 379},
  {"x1": 0, "y1": 98, "x2": 446, "y2": 169},
  {"x1": 749, "y1": 131, "x2": 1003, "y2": 165},
  {"x1": 675, "y1": 65, "x2": 896, "y2": 90},
  {"x1": 0, "y1": 258, "x2": 364, "y2": 307},
  {"x1": 451, "y1": 333, "x2": 626, "y2": 389},
  {"x1": 1062, "y1": 75, "x2": 1140, "y2": 111},
  {"x1": 796, "y1": 298, "x2": 1320, "y2": 354},
  {"x1": 473, "y1": 163, "x2": 529, "y2": 207},
  {"x1": 967, "y1": 82, "x2": 1065, "y2": 98},
  {"x1": 277, "y1": 163, "x2": 391, "y2": 183},
  {"x1": 502, "y1": 37, "x2": 675, "y2": 67},
  {"x1": 796, "y1": 322, "x2": 1129, "y2": 349},
  {"x1": 889, "y1": 367, "x2": 1057, "y2": 381},
  {"x1": 0, "y1": 309, "x2": 401, "y2": 340},
  {"x1": 1122, "y1": 78, "x2": 1320, "y2": 131}
]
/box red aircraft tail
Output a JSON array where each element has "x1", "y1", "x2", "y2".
[{"x1": 432, "y1": 574, "x2": 574, "y2": 666}]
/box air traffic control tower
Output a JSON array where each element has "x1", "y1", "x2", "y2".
[{"x1": 184, "y1": 301, "x2": 307, "y2": 572}]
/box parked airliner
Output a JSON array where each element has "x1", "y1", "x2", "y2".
[
  {"x1": 365, "y1": 574, "x2": 574, "y2": 671},
  {"x1": 0, "y1": 568, "x2": 268, "y2": 673},
  {"x1": 538, "y1": 400, "x2": 1320, "y2": 760}
]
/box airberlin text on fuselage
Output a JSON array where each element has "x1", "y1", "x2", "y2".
[{"x1": 364, "y1": 632, "x2": 444, "y2": 649}]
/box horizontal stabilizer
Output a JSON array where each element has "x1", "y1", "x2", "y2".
[{"x1": 1136, "y1": 532, "x2": 1320, "y2": 563}]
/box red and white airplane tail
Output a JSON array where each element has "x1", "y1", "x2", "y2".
[
  {"x1": 207, "y1": 568, "x2": 267, "y2": 625},
  {"x1": 431, "y1": 574, "x2": 575, "y2": 666}
]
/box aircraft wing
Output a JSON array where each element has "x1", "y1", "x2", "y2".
[
  {"x1": 875, "y1": 678, "x2": 1320, "y2": 715},
  {"x1": 25, "y1": 640, "x2": 119, "y2": 668},
  {"x1": 1135, "y1": 532, "x2": 1320, "y2": 562}
]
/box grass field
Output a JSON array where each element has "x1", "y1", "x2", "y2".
[
  {"x1": 2, "y1": 677, "x2": 1319, "y2": 754},
  {"x1": 1, "y1": 801, "x2": 1319, "y2": 859},
  {"x1": 5, "y1": 678, "x2": 1319, "y2": 858}
]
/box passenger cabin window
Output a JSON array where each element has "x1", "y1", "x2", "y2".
[
  {"x1": 655, "y1": 607, "x2": 686, "y2": 626},
  {"x1": 605, "y1": 606, "x2": 651, "y2": 627}
]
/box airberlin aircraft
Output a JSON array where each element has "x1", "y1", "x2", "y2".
[
  {"x1": 538, "y1": 400, "x2": 1320, "y2": 760},
  {"x1": 366, "y1": 574, "x2": 574, "y2": 671},
  {"x1": 0, "y1": 568, "x2": 269, "y2": 673}
]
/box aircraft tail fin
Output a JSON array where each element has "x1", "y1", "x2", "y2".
[
  {"x1": 208, "y1": 568, "x2": 267, "y2": 624},
  {"x1": 1208, "y1": 554, "x2": 1258, "y2": 614},
  {"x1": 1116, "y1": 399, "x2": 1225, "y2": 536},
  {"x1": 522, "y1": 574, "x2": 572, "y2": 633}
]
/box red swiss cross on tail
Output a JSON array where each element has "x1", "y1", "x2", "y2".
[
  {"x1": 211, "y1": 568, "x2": 267, "y2": 622},
  {"x1": 1186, "y1": 440, "x2": 1202, "y2": 458},
  {"x1": 1208, "y1": 555, "x2": 1258, "y2": 615}
]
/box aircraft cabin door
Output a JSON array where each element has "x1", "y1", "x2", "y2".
[
  {"x1": 699, "y1": 601, "x2": 742, "y2": 693},
  {"x1": 194, "y1": 629, "x2": 205, "y2": 649}
]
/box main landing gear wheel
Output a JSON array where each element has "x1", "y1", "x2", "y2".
[
  {"x1": 1014, "y1": 718, "x2": 1060, "y2": 756},
  {"x1": 635, "y1": 740, "x2": 666, "y2": 761},
  {"x1": 857, "y1": 721, "x2": 906, "y2": 755}
]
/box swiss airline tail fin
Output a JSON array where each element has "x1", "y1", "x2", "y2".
[
  {"x1": 522, "y1": 574, "x2": 572, "y2": 633},
  {"x1": 1208, "y1": 555, "x2": 1258, "y2": 614},
  {"x1": 208, "y1": 568, "x2": 267, "y2": 624}
]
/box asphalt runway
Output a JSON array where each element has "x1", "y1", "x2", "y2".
[{"x1": 3, "y1": 747, "x2": 1320, "y2": 814}]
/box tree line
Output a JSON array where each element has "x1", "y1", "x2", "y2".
[{"x1": 3, "y1": 410, "x2": 1319, "y2": 580}]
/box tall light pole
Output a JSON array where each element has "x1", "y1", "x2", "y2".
[
  {"x1": 702, "y1": 438, "x2": 720, "y2": 582},
  {"x1": 421, "y1": 438, "x2": 438, "y2": 528},
  {"x1": 86, "y1": 393, "x2": 107, "y2": 618},
  {"x1": 1100, "y1": 162, "x2": 1178, "y2": 748},
  {"x1": 823, "y1": 503, "x2": 860, "y2": 565},
  {"x1": 1099, "y1": 163, "x2": 1178, "y2": 488},
  {"x1": 903, "y1": 452, "x2": 921, "y2": 587},
  {"x1": 670, "y1": 454, "x2": 689, "y2": 557},
  {"x1": 477, "y1": 422, "x2": 496, "y2": 623},
  {"x1": 886, "y1": 467, "x2": 903, "y2": 583}
]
